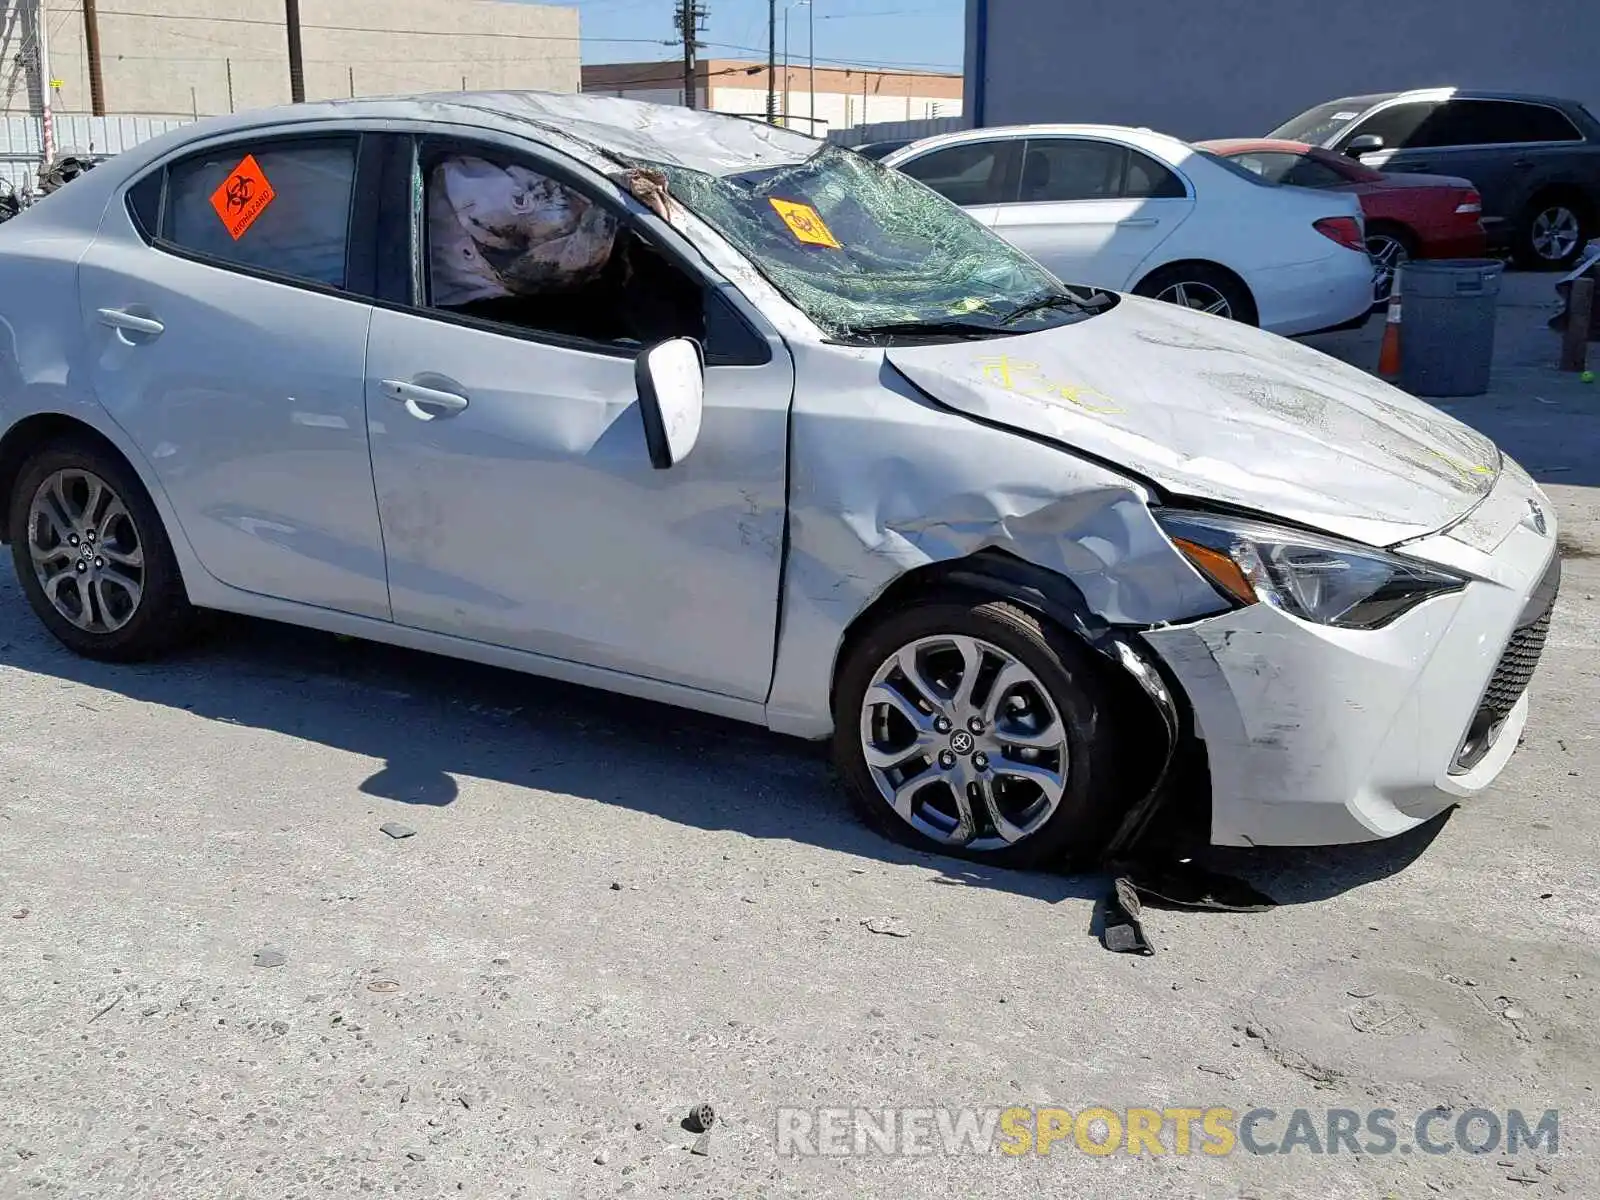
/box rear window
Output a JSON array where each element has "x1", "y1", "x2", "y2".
[{"x1": 1195, "y1": 148, "x2": 1280, "y2": 186}]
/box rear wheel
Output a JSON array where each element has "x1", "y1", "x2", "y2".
[
  {"x1": 1133, "y1": 263, "x2": 1257, "y2": 326},
  {"x1": 1365, "y1": 224, "x2": 1415, "y2": 306},
  {"x1": 831, "y1": 596, "x2": 1124, "y2": 869},
  {"x1": 1513, "y1": 194, "x2": 1589, "y2": 270},
  {"x1": 8, "y1": 439, "x2": 194, "y2": 661}
]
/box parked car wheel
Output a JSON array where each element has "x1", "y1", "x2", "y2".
[
  {"x1": 1514, "y1": 193, "x2": 1590, "y2": 270},
  {"x1": 1133, "y1": 263, "x2": 1258, "y2": 326},
  {"x1": 8, "y1": 439, "x2": 194, "y2": 661},
  {"x1": 1365, "y1": 223, "x2": 1415, "y2": 306},
  {"x1": 832, "y1": 596, "x2": 1123, "y2": 869}
]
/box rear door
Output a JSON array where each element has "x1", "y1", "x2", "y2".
[
  {"x1": 76, "y1": 130, "x2": 391, "y2": 619},
  {"x1": 892, "y1": 138, "x2": 1020, "y2": 226},
  {"x1": 990, "y1": 137, "x2": 1192, "y2": 288}
]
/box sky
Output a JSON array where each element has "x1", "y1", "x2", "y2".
[{"x1": 561, "y1": 0, "x2": 966, "y2": 74}]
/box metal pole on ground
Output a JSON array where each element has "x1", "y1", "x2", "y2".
[{"x1": 1561, "y1": 276, "x2": 1594, "y2": 374}]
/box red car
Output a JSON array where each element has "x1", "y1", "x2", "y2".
[{"x1": 1198, "y1": 138, "x2": 1486, "y2": 303}]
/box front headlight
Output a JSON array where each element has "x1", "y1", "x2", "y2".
[{"x1": 1155, "y1": 509, "x2": 1467, "y2": 630}]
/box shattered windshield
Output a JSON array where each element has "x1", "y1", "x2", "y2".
[{"x1": 642, "y1": 144, "x2": 1111, "y2": 343}]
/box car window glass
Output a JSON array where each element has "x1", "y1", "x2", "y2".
[
  {"x1": 1124, "y1": 150, "x2": 1186, "y2": 198},
  {"x1": 1282, "y1": 156, "x2": 1349, "y2": 189},
  {"x1": 1411, "y1": 100, "x2": 1509, "y2": 147},
  {"x1": 1019, "y1": 139, "x2": 1123, "y2": 202},
  {"x1": 1476, "y1": 100, "x2": 1582, "y2": 143},
  {"x1": 126, "y1": 168, "x2": 163, "y2": 237},
  {"x1": 420, "y1": 147, "x2": 750, "y2": 360},
  {"x1": 896, "y1": 142, "x2": 1012, "y2": 206},
  {"x1": 163, "y1": 139, "x2": 356, "y2": 288},
  {"x1": 1226, "y1": 151, "x2": 1300, "y2": 184},
  {"x1": 1348, "y1": 102, "x2": 1435, "y2": 150}
]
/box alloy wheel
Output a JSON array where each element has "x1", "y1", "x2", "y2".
[
  {"x1": 1154, "y1": 280, "x2": 1232, "y2": 319},
  {"x1": 1366, "y1": 233, "x2": 1409, "y2": 305},
  {"x1": 858, "y1": 634, "x2": 1070, "y2": 852},
  {"x1": 1531, "y1": 205, "x2": 1581, "y2": 263},
  {"x1": 26, "y1": 468, "x2": 146, "y2": 634}
]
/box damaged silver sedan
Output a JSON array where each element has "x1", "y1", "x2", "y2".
[{"x1": 0, "y1": 93, "x2": 1559, "y2": 865}]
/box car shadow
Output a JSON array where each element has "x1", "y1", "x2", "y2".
[
  {"x1": 1195, "y1": 810, "x2": 1451, "y2": 906},
  {"x1": 0, "y1": 583, "x2": 1446, "y2": 917}
]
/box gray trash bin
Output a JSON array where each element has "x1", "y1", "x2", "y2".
[{"x1": 1397, "y1": 259, "x2": 1503, "y2": 397}]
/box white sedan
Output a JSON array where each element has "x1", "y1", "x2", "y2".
[{"x1": 882, "y1": 124, "x2": 1377, "y2": 337}]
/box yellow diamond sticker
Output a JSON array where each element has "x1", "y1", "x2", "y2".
[{"x1": 769, "y1": 198, "x2": 841, "y2": 248}]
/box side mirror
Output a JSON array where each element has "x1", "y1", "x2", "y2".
[
  {"x1": 1345, "y1": 133, "x2": 1384, "y2": 158},
  {"x1": 635, "y1": 337, "x2": 704, "y2": 470}
]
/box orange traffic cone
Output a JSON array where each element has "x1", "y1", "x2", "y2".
[{"x1": 1377, "y1": 269, "x2": 1403, "y2": 381}]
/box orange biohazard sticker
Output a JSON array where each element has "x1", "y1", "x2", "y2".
[
  {"x1": 209, "y1": 154, "x2": 277, "y2": 241},
  {"x1": 769, "y1": 198, "x2": 841, "y2": 248}
]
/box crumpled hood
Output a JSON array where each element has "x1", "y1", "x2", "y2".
[{"x1": 886, "y1": 295, "x2": 1500, "y2": 546}]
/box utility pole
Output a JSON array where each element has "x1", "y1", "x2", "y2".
[
  {"x1": 807, "y1": 0, "x2": 815, "y2": 134},
  {"x1": 34, "y1": 0, "x2": 55, "y2": 170},
  {"x1": 765, "y1": 0, "x2": 776, "y2": 123},
  {"x1": 673, "y1": 0, "x2": 706, "y2": 109},
  {"x1": 284, "y1": 0, "x2": 306, "y2": 103},
  {"x1": 82, "y1": 0, "x2": 106, "y2": 115}
]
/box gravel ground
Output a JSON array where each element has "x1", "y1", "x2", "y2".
[{"x1": 2, "y1": 273, "x2": 1598, "y2": 1200}]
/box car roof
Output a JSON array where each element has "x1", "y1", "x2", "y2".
[
  {"x1": 887, "y1": 123, "x2": 1198, "y2": 164},
  {"x1": 77, "y1": 91, "x2": 824, "y2": 185},
  {"x1": 1324, "y1": 87, "x2": 1584, "y2": 112}
]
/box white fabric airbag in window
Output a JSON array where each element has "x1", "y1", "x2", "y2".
[{"x1": 428, "y1": 156, "x2": 620, "y2": 307}]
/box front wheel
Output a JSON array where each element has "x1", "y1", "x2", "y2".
[
  {"x1": 831, "y1": 597, "x2": 1124, "y2": 869},
  {"x1": 8, "y1": 439, "x2": 195, "y2": 661}
]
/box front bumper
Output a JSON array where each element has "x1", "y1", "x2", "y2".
[{"x1": 1141, "y1": 464, "x2": 1559, "y2": 846}]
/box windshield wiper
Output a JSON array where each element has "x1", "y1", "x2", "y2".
[
  {"x1": 839, "y1": 320, "x2": 1022, "y2": 343},
  {"x1": 998, "y1": 289, "x2": 1110, "y2": 326}
]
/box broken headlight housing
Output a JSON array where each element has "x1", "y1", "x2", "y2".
[{"x1": 1155, "y1": 509, "x2": 1467, "y2": 630}]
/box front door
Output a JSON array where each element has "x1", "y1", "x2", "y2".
[
  {"x1": 363, "y1": 135, "x2": 794, "y2": 700},
  {"x1": 76, "y1": 132, "x2": 390, "y2": 618}
]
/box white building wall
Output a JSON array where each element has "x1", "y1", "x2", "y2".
[{"x1": 711, "y1": 86, "x2": 959, "y2": 138}]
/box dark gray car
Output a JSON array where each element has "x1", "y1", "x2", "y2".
[{"x1": 1270, "y1": 88, "x2": 1600, "y2": 269}]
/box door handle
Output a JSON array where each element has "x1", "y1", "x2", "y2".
[
  {"x1": 97, "y1": 308, "x2": 164, "y2": 337},
  {"x1": 1116, "y1": 217, "x2": 1160, "y2": 228},
  {"x1": 380, "y1": 378, "x2": 470, "y2": 420},
  {"x1": 1512, "y1": 158, "x2": 1534, "y2": 169}
]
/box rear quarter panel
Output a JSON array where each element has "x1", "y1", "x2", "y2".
[{"x1": 0, "y1": 210, "x2": 205, "y2": 583}]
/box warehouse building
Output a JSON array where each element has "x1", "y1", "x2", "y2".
[
  {"x1": 583, "y1": 60, "x2": 961, "y2": 140},
  {"x1": 963, "y1": 0, "x2": 1600, "y2": 140},
  {"x1": 2, "y1": 0, "x2": 580, "y2": 120}
]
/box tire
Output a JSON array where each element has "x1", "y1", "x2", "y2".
[
  {"x1": 7, "y1": 437, "x2": 194, "y2": 661},
  {"x1": 1513, "y1": 194, "x2": 1590, "y2": 271},
  {"x1": 1132, "y1": 262, "x2": 1258, "y2": 326},
  {"x1": 1364, "y1": 223, "x2": 1415, "y2": 307},
  {"x1": 831, "y1": 595, "x2": 1124, "y2": 870}
]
